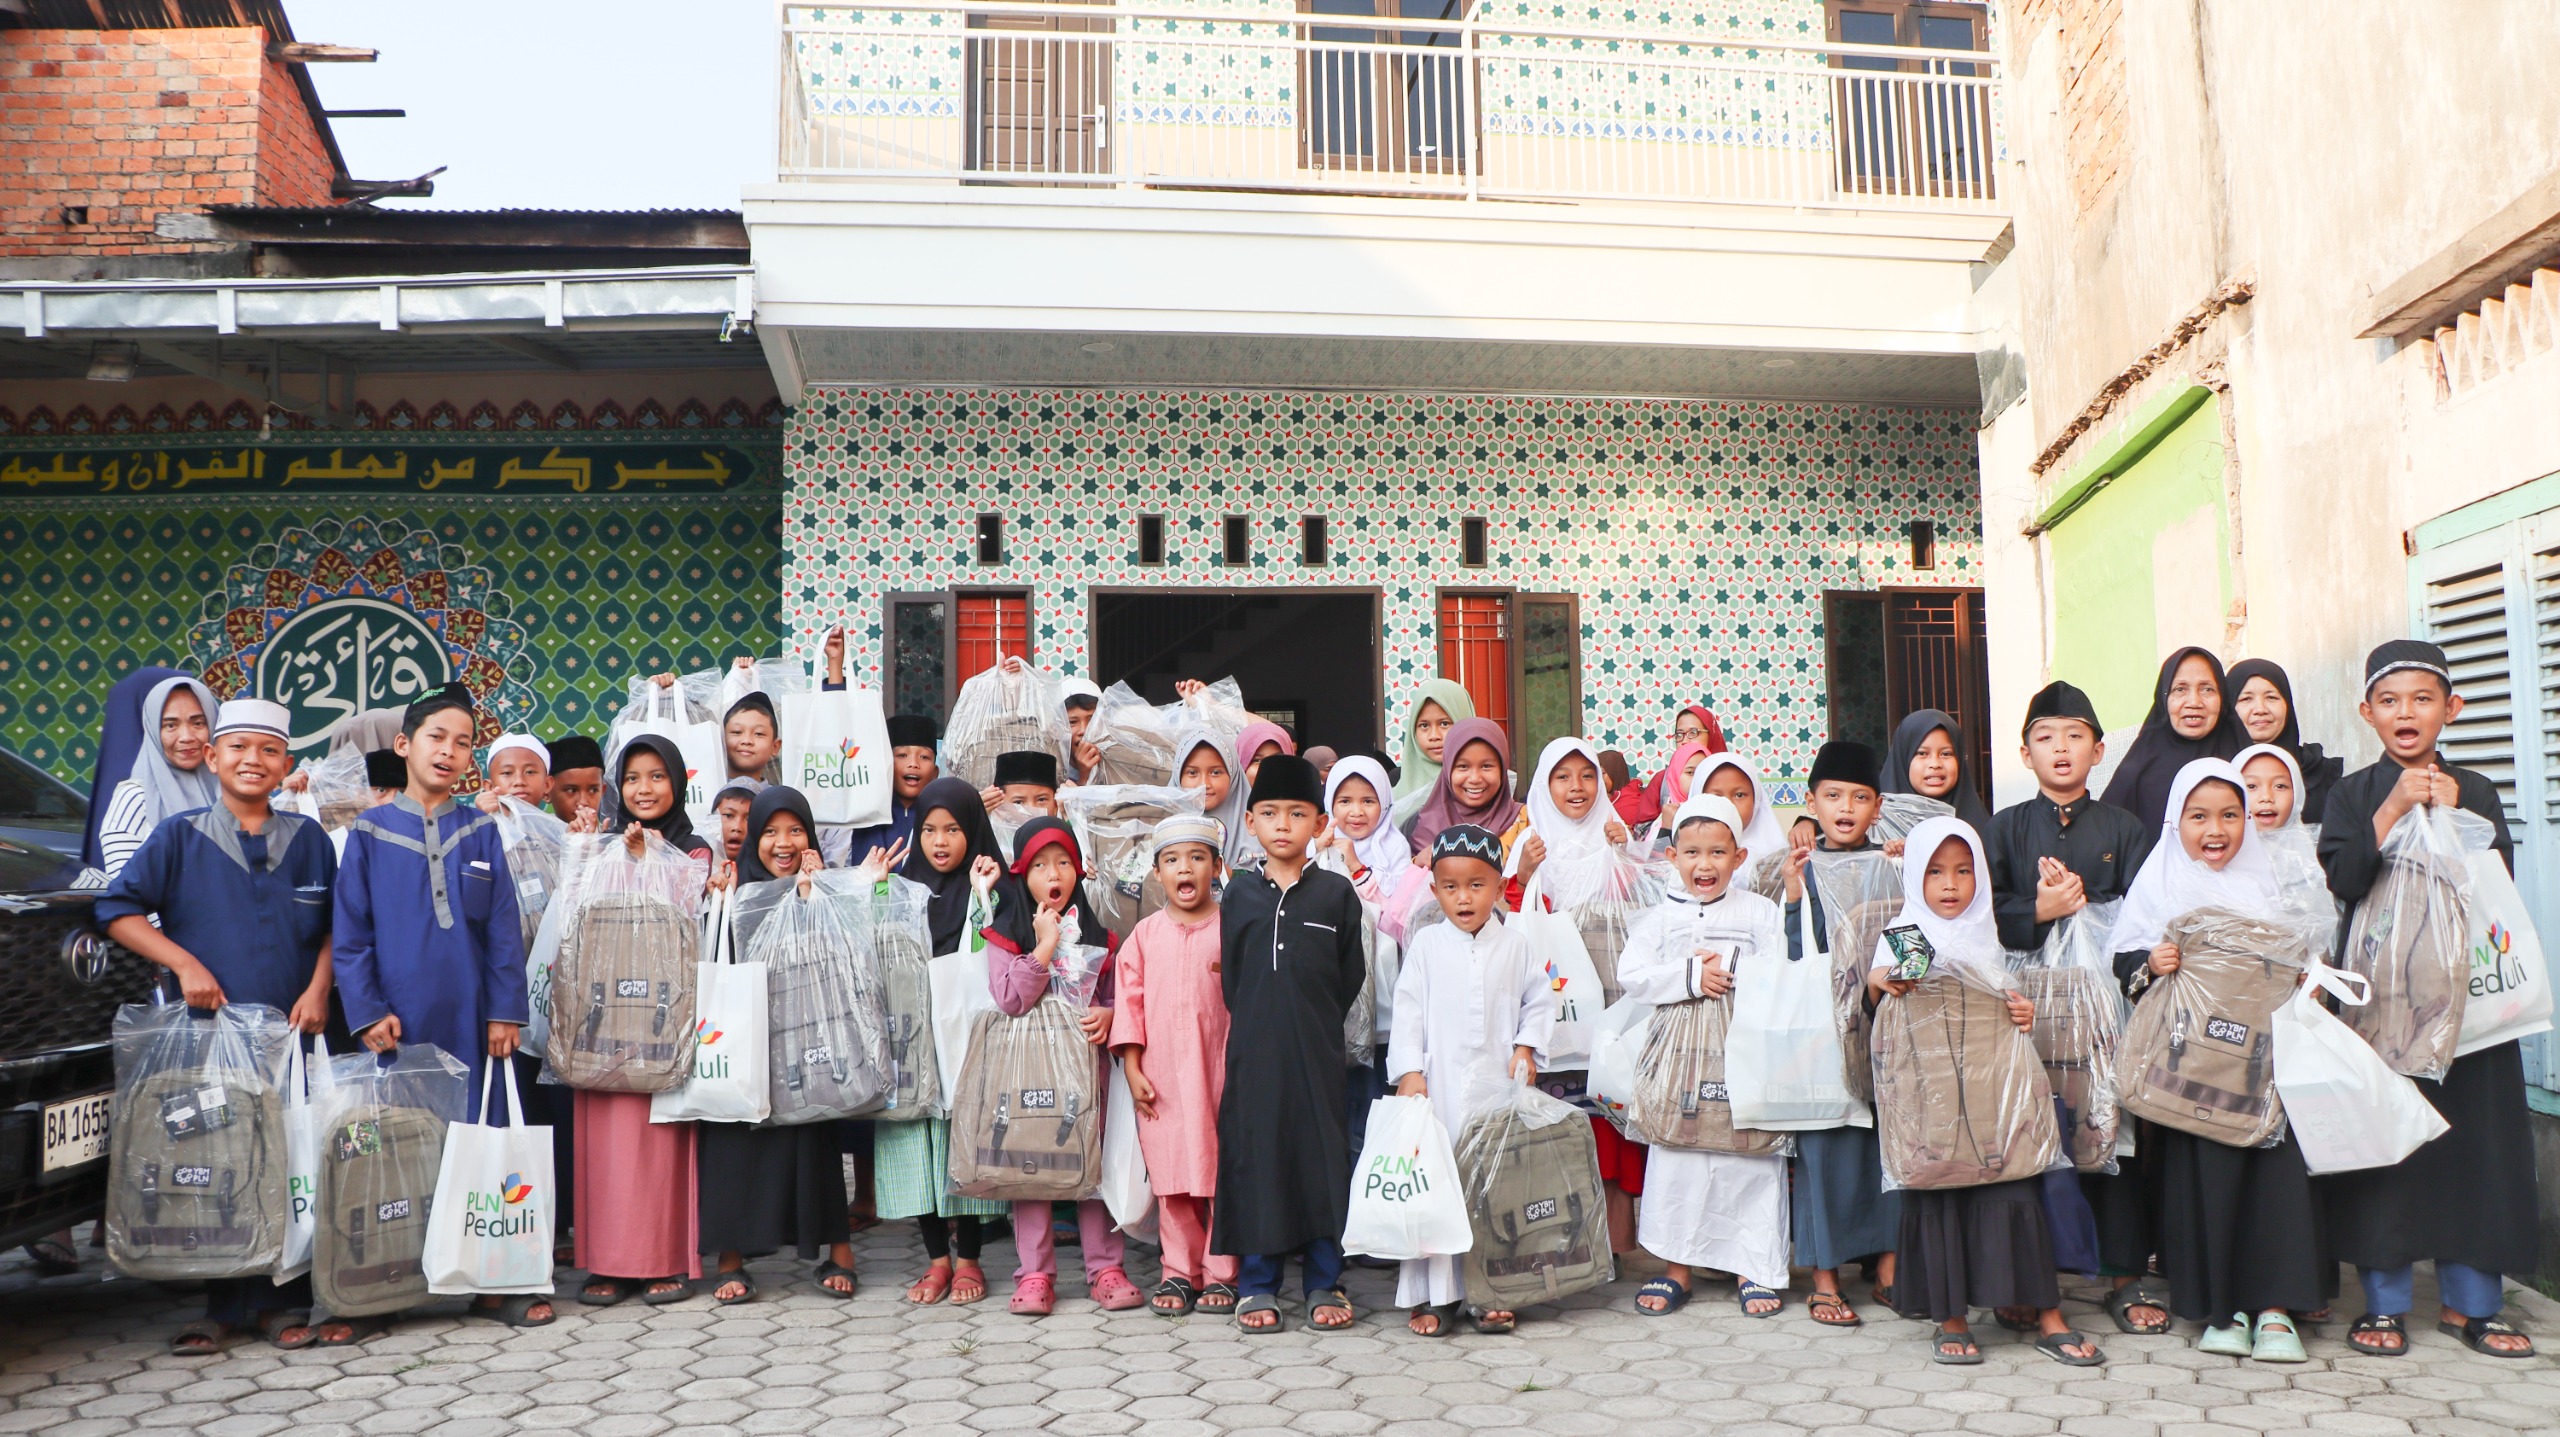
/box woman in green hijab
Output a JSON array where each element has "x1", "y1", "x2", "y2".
[{"x1": 1388, "y1": 678, "x2": 1477, "y2": 830}]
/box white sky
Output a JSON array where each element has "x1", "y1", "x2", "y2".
[{"x1": 284, "y1": 1, "x2": 770, "y2": 211}]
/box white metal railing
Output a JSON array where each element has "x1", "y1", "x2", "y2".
[{"x1": 778, "y1": 2, "x2": 2003, "y2": 211}]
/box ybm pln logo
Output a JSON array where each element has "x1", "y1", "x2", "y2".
[
  {"x1": 803, "y1": 735, "x2": 875, "y2": 793},
  {"x1": 462, "y1": 1173, "x2": 539, "y2": 1238}
]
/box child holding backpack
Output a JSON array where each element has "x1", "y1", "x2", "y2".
[
  {"x1": 1385, "y1": 824, "x2": 1556, "y2": 1336},
  {"x1": 1112, "y1": 815, "x2": 1238, "y2": 1316}
]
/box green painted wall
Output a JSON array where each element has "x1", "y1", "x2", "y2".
[{"x1": 2047, "y1": 392, "x2": 2233, "y2": 731}]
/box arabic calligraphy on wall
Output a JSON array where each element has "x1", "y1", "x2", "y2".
[{"x1": 0, "y1": 436, "x2": 773, "y2": 496}]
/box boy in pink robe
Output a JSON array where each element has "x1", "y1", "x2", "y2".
[{"x1": 1108, "y1": 814, "x2": 1238, "y2": 1315}]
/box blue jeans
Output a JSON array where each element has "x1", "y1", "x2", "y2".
[
  {"x1": 2359, "y1": 1262, "x2": 2506, "y2": 1319},
  {"x1": 1238, "y1": 1239, "x2": 1346, "y2": 1300}
]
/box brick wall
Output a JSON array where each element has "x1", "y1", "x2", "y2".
[
  {"x1": 0, "y1": 26, "x2": 339, "y2": 258},
  {"x1": 2016, "y1": 0, "x2": 2125, "y2": 221}
]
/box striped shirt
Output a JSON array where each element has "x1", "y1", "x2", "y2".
[{"x1": 95, "y1": 779, "x2": 155, "y2": 884}]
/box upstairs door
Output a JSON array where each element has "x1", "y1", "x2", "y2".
[
  {"x1": 1300, "y1": 0, "x2": 1469, "y2": 181},
  {"x1": 1825, "y1": 0, "x2": 1994, "y2": 202},
  {"x1": 970, "y1": 1, "x2": 1112, "y2": 179}
]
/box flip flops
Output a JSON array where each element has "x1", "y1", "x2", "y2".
[
  {"x1": 1736, "y1": 1282, "x2": 1784, "y2": 1318},
  {"x1": 2440, "y1": 1315, "x2": 2537, "y2": 1358},
  {"x1": 1806, "y1": 1290, "x2": 1862, "y2": 1327},
  {"x1": 1930, "y1": 1323, "x2": 1982, "y2": 1365},
  {"x1": 2034, "y1": 1330, "x2": 2106, "y2": 1367},
  {"x1": 1634, "y1": 1277, "x2": 1690, "y2": 1316},
  {"x1": 262, "y1": 1309, "x2": 320, "y2": 1350}
]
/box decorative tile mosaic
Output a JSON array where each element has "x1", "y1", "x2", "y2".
[
  {"x1": 790, "y1": 6, "x2": 965, "y2": 121},
  {"x1": 782, "y1": 387, "x2": 1981, "y2": 781}
]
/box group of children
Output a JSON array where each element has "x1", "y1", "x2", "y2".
[{"x1": 83, "y1": 631, "x2": 2538, "y2": 1366}]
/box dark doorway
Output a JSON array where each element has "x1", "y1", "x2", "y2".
[
  {"x1": 1824, "y1": 587, "x2": 1992, "y2": 805},
  {"x1": 1091, "y1": 590, "x2": 1383, "y2": 755}
]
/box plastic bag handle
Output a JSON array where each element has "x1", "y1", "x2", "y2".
[
  {"x1": 479, "y1": 1050, "x2": 529, "y2": 1128},
  {"x1": 2303, "y1": 960, "x2": 2371, "y2": 1008}
]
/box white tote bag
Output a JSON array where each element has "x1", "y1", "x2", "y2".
[
  {"x1": 273, "y1": 1033, "x2": 334, "y2": 1283},
  {"x1": 423, "y1": 1060, "x2": 557, "y2": 1296},
  {"x1": 925, "y1": 892, "x2": 1000, "y2": 1107},
  {"x1": 1340, "y1": 1095, "x2": 1473, "y2": 1261},
  {"x1": 2457, "y1": 851, "x2": 2554, "y2": 1056},
  {"x1": 1725, "y1": 896, "x2": 1861, "y2": 1130},
  {"x1": 2275, "y1": 962, "x2": 2451, "y2": 1175},
  {"x1": 779, "y1": 686, "x2": 895, "y2": 827},
  {"x1": 1584, "y1": 996, "x2": 1651, "y2": 1135},
  {"x1": 1098, "y1": 1064, "x2": 1155, "y2": 1234},
  {"x1": 1518, "y1": 878, "x2": 1605, "y2": 1067},
  {"x1": 651, "y1": 891, "x2": 773, "y2": 1124}
]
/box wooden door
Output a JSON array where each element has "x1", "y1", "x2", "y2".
[
  {"x1": 1437, "y1": 590, "x2": 1512, "y2": 737},
  {"x1": 952, "y1": 589, "x2": 1033, "y2": 687},
  {"x1": 1882, "y1": 587, "x2": 1991, "y2": 805},
  {"x1": 970, "y1": 2, "x2": 1111, "y2": 178}
]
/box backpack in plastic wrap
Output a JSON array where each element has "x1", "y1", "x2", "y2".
[
  {"x1": 292, "y1": 748, "x2": 375, "y2": 831},
  {"x1": 1808, "y1": 847, "x2": 1902, "y2": 1104},
  {"x1": 1455, "y1": 1082, "x2": 1613, "y2": 1309},
  {"x1": 311, "y1": 1043, "x2": 469, "y2": 1317},
  {"x1": 2115, "y1": 906, "x2": 2306, "y2": 1147},
  {"x1": 1631, "y1": 994, "x2": 1788, "y2": 1156},
  {"x1": 733, "y1": 871, "x2": 893, "y2": 1125},
  {"x1": 945, "y1": 996, "x2": 1103, "y2": 1201},
  {"x1": 1870, "y1": 957, "x2": 2061, "y2": 1190},
  {"x1": 1161, "y1": 676, "x2": 1252, "y2": 750},
  {"x1": 2337, "y1": 805, "x2": 2483, "y2": 1080},
  {"x1": 1084, "y1": 682, "x2": 1180, "y2": 788},
  {"x1": 1065, "y1": 783, "x2": 1205, "y2": 939},
  {"x1": 493, "y1": 797, "x2": 569, "y2": 955},
  {"x1": 866, "y1": 876, "x2": 940, "y2": 1120},
  {"x1": 541, "y1": 831, "x2": 706, "y2": 1092},
  {"x1": 106, "y1": 1001, "x2": 293, "y2": 1281},
  {"x1": 943, "y1": 663, "x2": 1071, "y2": 789},
  {"x1": 2005, "y1": 901, "x2": 2125, "y2": 1173},
  {"x1": 1535, "y1": 846, "x2": 1667, "y2": 1006},
  {"x1": 1874, "y1": 793, "x2": 1955, "y2": 844}
]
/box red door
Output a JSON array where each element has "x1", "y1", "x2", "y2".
[{"x1": 1437, "y1": 591, "x2": 1512, "y2": 739}]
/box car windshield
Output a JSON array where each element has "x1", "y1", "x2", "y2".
[{"x1": 0, "y1": 747, "x2": 87, "y2": 824}]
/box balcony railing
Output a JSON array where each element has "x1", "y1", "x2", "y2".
[{"x1": 779, "y1": 3, "x2": 2004, "y2": 212}]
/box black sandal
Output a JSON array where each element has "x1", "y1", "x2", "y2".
[
  {"x1": 1307, "y1": 1288, "x2": 1356, "y2": 1330},
  {"x1": 1931, "y1": 1323, "x2": 1982, "y2": 1365},
  {"x1": 641, "y1": 1276, "x2": 693, "y2": 1306},
  {"x1": 813, "y1": 1261, "x2": 857, "y2": 1300},
  {"x1": 2034, "y1": 1330, "x2": 2105, "y2": 1366},
  {"x1": 1152, "y1": 1278, "x2": 1198, "y2": 1316},
  {"x1": 312, "y1": 1316, "x2": 384, "y2": 1348},
  {"x1": 1197, "y1": 1282, "x2": 1239, "y2": 1315},
  {"x1": 24, "y1": 1238, "x2": 80, "y2": 1275},
  {"x1": 2348, "y1": 1312, "x2": 2407, "y2": 1357},
  {"x1": 2106, "y1": 1284, "x2": 2171, "y2": 1335},
  {"x1": 169, "y1": 1320, "x2": 228, "y2": 1356},
  {"x1": 1234, "y1": 1293, "x2": 1285, "y2": 1334},
  {"x1": 579, "y1": 1277, "x2": 635, "y2": 1307},
  {"x1": 473, "y1": 1294, "x2": 556, "y2": 1327},
  {"x1": 1470, "y1": 1307, "x2": 1516, "y2": 1335},
  {"x1": 713, "y1": 1269, "x2": 757, "y2": 1305},
  {"x1": 1994, "y1": 1306, "x2": 2041, "y2": 1333},
  {"x1": 2439, "y1": 1315, "x2": 2535, "y2": 1359},
  {"x1": 1408, "y1": 1302, "x2": 1460, "y2": 1338}
]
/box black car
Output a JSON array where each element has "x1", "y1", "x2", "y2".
[{"x1": 0, "y1": 748, "x2": 161, "y2": 1251}]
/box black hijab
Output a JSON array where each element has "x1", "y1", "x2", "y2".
[
  {"x1": 2101, "y1": 646, "x2": 2248, "y2": 828},
  {"x1": 736, "y1": 785, "x2": 819, "y2": 885},
  {"x1": 609, "y1": 734, "x2": 708, "y2": 855},
  {"x1": 897, "y1": 776, "x2": 1035, "y2": 954},
  {"x1": 1880, "y1": 707, "x2": 1992, "y2": 829},
  {"x1": 1010, "y1": 816, "x2": 1111, "y2": 947},
  {"x1": 2224, "y1": 658, "x2": 2345, "y2": 825}
]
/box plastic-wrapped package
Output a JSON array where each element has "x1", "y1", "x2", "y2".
[
  {"x1": 1807, "y1": 848, "x2": 1902, "y2": 1104},
  {"x1": 2005, "y1": 901, "x2": 2124, "y2": 1173},
  {"x1": 717, "y1": 656, "x2": 812, "y2": 713},
  {"x1": 493, "y1": 797, "x2": 569, "y2": 954},
  {"x1": 1063, "y1": 784, "x2": 1205, "y2": 938},
  {"x1": 1160, "y1": 676, "x2": 1252, "y2": 749},
  {"x1": 1631, "y1": 993, "x2": 1789, "y2": 1156},
  {"x1": 1084, "y1": 683, "x2": 1180, "y2": 788},
  {"x1": 311, "y1": 1042, "x2": 470, "y2": 1317},
  {"x1": 1048, "y1": 942, "x2": 1111, "y2": 1009},
  {"x1": 866, "y1": 876, "x2": 940, "y2": 1120},
  {"x1": 1870, "y1": 957, "x2": 2061, "y2": 1190},
  {"x1": 2115, "y1": 907, "x2": 2306, "y2": 1146},
  {"x1": 1735, "y1": 850, "x2": 1788, "y2": 902},
  {"x1": 943, "y1": 664, "x2": 1071, "y2": 789},
  {"x1": 987, "y1": 801, "x2": 1045, "y2": 862},
  {"x1": 293, "y1": 748, "x2": 375, "y2": 830},
  {"x1": 541, "y1": 831, "x2": 707, "y2": 1092},
  {"x1": 1873, "y1": 793, "x2": 1955, "y2": 844},
  {"x1": 1535, "y1": 847, "x2": 1667, "y2": 1005},
  {"x1": 106, "y1": 1001, "x2": 294, "y2": 1281},
  {"x1": 2258, "y1": 823, "x2": 2339, "y2": 960},
  {"x1": 2337, "y1": 806, "x2": 2481, "y2": 1080},
  {"x1": 733, "y1": 871, "x2": 893, "y2": 1124},
  {"x1": 1454, "y1": 1082, "x2": 1614, "y2": 1308},
  {"x1": 944, "y1": 996, "x2": 1102, "y2": 1200}
]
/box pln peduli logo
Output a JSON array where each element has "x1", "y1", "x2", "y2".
[{"x1": 804, "y1": 733, "x2": 874, "y2": 791}]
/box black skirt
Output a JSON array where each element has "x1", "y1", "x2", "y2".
[
  {"x1": 697, "y1": 1122, "x2": 851, "y2": 1260},
  {"x1": 2083, "y1": 1156, "x2": 2150, "y2": 1279},
  {"x1": 1895, "y1": 1176, "x2": 2059, "y2": 1321},
  {"x1": 2150, "y1": 1126, "x2": 2334, "y2": 1320},
  {"x1": 2321, "y1": 1040, "x2": 2540, "y2": 1276}
]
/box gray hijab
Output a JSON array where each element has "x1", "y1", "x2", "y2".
[
  {"x1": 1174, "y1": 726, "x2": 1253, "y2": 864},
  {"x1": 129, "y1": 676, "x2": 221, "y2": 826}
]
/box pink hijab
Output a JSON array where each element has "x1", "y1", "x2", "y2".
[
  {"x1": 1658, "y1": 740, "x2": 1714, "y2": 805},
  {"x1": 1406, "y1": 717, "x2": 1522, "y2": 853},
  {"x1": 1235, "y1": 721, "x2": 1296, "y2": 771}
]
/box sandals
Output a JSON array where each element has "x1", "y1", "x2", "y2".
[
  {"x1": 1737, "y1": 1281, "x2": 1783, "y2": 1319},
  {"x1": 640, "y1": 1277, "x2": 693, "y2": 1306},
  {"x1": 1197, "y1": 1282, "x2": 1240, "y2": 1315},
  {"x1": 2034, "y1": 1330, "x2": 2106, "y2": 1367},
  {"x1": 1307, "y1": 1288, "x2": 1356, "y2": 1330},
  {"x1": 1153, "y1": 1278, "x2": 1199, "y2": 1316},
  {"x1": 1634, "y1": 1277, "x2": 1690, "y2": 1316},
  {"x1": 950, "y1": 1262, "x2": 989, "y2": 1305},
  {"x1": 261, "y1": 1309, "x2": 319, "y2": 1350},
  {"x1": 2198, "y1": 1314, "x2": 2254, "y2": 1358},
  {"x1": 24, "y1": 1238, "x2": 80, "y2": 1275},
  {"x1": 1090, "y1": 1266, "x2": 1146, "y2": 1311},
  {"x1": 1470, "y1": 1307, "x2": 1516, "y2": 1335},
  {"x1": 713, "y1": 1269, "x2": 757, "y2": 1306},
  {"x1": 474, "y1": 1295, "x2": 557, "y2": 1327},
  {"x1": 1993, "y1": 1306, "x2": 2041, "y2": 1333},
  {"x1": 2105, "y1": 1282, "x2": 2172, "y2": 1335},
  {"x1": 2250, "y1": 1312, "x2": 2306, "y2": 1364},
  {"x1": 1011, "y1": 1273, "x2": 1057, "y2": 1316},
  {"x1": 1408, "y1": 1302, "x2": 1460, "y2": 1338},
  {"x1": 1871, "y1": 1282, "x2": 1899, "y2": 1316},
  {"x1": 906, "y1": 1263, "x2": 953, "y2": 1305},
  {"x1": 579, "y1": 1277, "x2": 635, "y2": 1307},
  {"x1": 312, "y1": 1316, "x2": 383, "y2": 1348},
  {"x1": 814, "y1": 1260, "x2": 857, "y2": 1300},
  {"x1": 2440, "y1": 1314, "x2": 2536, "y2": 1358},
  {"x1": 1931, "y1": 1323, "x2": 1983, "y2": 1365},
  {"x1": 170, "y1": 1320, "x2": 228, "y2": 1357},
  {"x1": 1807, "y1": 1290, "x2": 1861, "y2": 1327},
  {"x1": 2348, "y1": 1313, "x2": 2408, "y2": 1357},
  {"x1": 1235, "y1": 1293, "x2": 1286, "y2": 1334}
]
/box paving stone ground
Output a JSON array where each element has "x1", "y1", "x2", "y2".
[{"x1": 2, "y1": 1220, "x2": 2555, "y2": 1437}]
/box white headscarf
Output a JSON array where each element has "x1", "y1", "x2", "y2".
[
  {"x1": 2104, "y1": 757, "x2": 2281, "y2": 956},
  {"x1": 1686, "y1": 752, "x2": 1786, "y2": 864},
  {"x1": 1322, "y1": 755, "x2": 1410, "y2": 875},
  {"x1": 1509, "y1": 737, "x2": 1616, "y2": 877},
  {"x1": 129, "y1": 675, "x2": 221, "y2": 826},
  {"x1": 2231, "y1": 743, "x2": 2334, "y2": 950},
  {"x1": 1174, "y1": 726, "x2": 1253, "y2": 864},
  {"x1": 1876, "y1": 814, "x2": 2002, "y2": 972}
]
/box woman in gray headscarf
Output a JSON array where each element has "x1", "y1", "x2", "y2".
[
  {"x1": 94, "y1": 675, "x2": 221, "y2": 881},
  {"x1": 1173, "y1": 726, "x2": 1256, "y2": 868}
]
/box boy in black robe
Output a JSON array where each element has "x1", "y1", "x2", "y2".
[
  {"x1": 1983, "y1": 680, "x2": 2162, "y2": 1332},
  {"x1": 2318, "y1": 639, "x2": 2537, "y2": 1358},
  {"x1": 1213, "y1": 754, "x2": 1368, "y2": 1334}
]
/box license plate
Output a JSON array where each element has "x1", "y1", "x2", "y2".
[{"x1": 42, "y1": 1093, "x2": 111, "y2": 1174}]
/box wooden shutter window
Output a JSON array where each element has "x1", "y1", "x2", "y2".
[
  {"x1": 2424, "y1": 558, "x2": 2520, "y2": 824},
  {"x1": 953, "y1": 590, "x2": 1032, "y2": 686}
]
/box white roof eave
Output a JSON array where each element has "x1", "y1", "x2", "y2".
[{"x1": 8, "y1": 265, "x2": 755, "y2": 340}]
